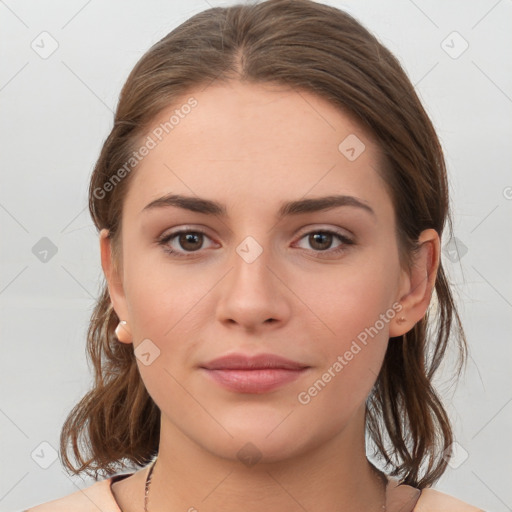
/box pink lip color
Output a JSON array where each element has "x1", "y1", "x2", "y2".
[
  {"x1": 200, "y1": 353, "x2": 310, "y2": 393},
  {"x1": 202, "y1": 368, "x2": 307, "y2": 393}
]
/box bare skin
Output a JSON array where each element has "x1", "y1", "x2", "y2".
[{"x1": 102, "y1": 80, "x2": 439, "y2": 512}]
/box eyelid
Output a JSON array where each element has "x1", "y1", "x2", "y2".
[
  {"x1": 157, "y1": 225, "x2": 215, "y2": 245},
  {"x1": 294, "y1": 224, "x2": 354, "y2": 239},
  {"x1": 158, "y1": 224, "x2": 353, "y2": 242}
]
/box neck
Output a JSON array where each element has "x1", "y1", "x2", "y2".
[{"x1": 146, "y1": 408, "x2": 386, "y2": 512}]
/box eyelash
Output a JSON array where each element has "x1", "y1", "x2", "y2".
[{"x1": 157, "y1": 228, "x2": 355, "y2": 259}]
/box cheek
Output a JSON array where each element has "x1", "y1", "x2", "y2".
[
  {"x1": 294, "y1": 279, "x2": 392, "y2": 430},
  {"x1": 292, "y1": 254, "x2": 399, "y2": 403},
  {"x1": 298, "y1": 258, "x2": 399, "y2": 342},
  {"x1": 123, "y1": 240, "x2": 204, "y2": 335}
]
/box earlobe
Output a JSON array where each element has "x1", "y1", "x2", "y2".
[
  {"x1": 389, "y1": 229, "x2": 440, "y2": 338},
  {"x1": 100, "y1": 229, "x2": 132, "y2": 343}
]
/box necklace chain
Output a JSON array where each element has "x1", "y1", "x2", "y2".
[{"x1": 144, "y1": 457, "x2": 157, "y2": 512}]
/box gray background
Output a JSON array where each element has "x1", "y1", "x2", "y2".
[{"x1": 1, "y1": 1, "x2": 511, "y2": 511}]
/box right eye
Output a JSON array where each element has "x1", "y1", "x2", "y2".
[{"x1": 157, "y1": 228, "x2": 216, "y2": 258}]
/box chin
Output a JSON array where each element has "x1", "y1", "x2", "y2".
[{"x1": 194, "y1": 415, "x2": 329, "y2": 467}]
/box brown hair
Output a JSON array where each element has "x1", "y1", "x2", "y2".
[{"x1": 60, "y1": 0, "x2": 466, "y2": 488}]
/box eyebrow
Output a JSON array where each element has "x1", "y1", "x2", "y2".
[{"x1": 141, "y1": 193, "x2": 375, "y2": 219}]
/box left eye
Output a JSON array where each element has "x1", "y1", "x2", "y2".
[{"x1": 295, "y1": 230, "x2": 353, "y2": 254}]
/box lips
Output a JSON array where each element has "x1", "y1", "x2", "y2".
[
  {"x1": 200, "y1": 353, "x2": 310, "y2": 393},
  {"x1": 201, "y1": 353, "x2": 309, "y2": 371}
]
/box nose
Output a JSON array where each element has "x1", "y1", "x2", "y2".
[{"x1": 215, "y1": 240, "x2": 292, "y2": 333}]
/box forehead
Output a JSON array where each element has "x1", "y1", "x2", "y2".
[{"x1": 123, "y1": 81, "x2": 391, "y2": 219}]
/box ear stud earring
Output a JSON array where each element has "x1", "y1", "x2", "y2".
[
  {"x1": 396, "y1": 316, "x2": 406, "y2": 325},
  {"x1": 115, "y1": 320, "x2": 132, "y2": 342}
]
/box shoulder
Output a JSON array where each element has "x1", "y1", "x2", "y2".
[
  {"x1": 414, "y1": 488, "x2": 484, "y2": 512},
  {"x1": 23, "y1": 477, "x2": 121, "y2": 512},
  {"x1": 386, "y1": 478, "x2": 483, "y2": 512}
]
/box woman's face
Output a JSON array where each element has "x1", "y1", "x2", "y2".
[{"x1": 102, "y1": 81, "x2": 415, "y2": 463}]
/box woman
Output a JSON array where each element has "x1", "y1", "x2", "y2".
[{"x1": 25, "y1": 0, "x2": 483, "y2": 510}]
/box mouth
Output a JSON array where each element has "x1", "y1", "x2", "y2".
[{"x1": 199, "y1": 353, "x2": 311, "y2": 394}]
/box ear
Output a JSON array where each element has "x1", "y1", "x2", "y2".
[
  {"x1": 100, "y1": 228, "x2": 133, "y2": 344},
  {"x1": 389, "y1": 228, "x2": 440, "y2": 338}
]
